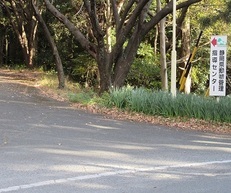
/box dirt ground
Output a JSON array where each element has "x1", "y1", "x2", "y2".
[{"x1": 0, "y1": 69, "x2": 230, "y2": 134}]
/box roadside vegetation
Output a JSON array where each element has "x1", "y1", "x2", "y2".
[
  {"x1": 34, "y1": 72, "x2": 231, "y2": 134},
  {"x1": 37, "y1": 72, "x2": 231, "y2": 124},
  {"x1": 0, "y1": 68, "x2": 230, "y2": 133},
  {"x1": 104, "y1": 87, "x2": 231, "y2": 123}
]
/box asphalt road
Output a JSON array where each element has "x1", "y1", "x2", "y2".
[{"x1": 0, "y1": 77, "x2": 231, "y2": 193}]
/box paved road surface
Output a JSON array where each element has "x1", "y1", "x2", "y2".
[{"x1": 0, "y1": 77, "x2": 231, "y2": 193}]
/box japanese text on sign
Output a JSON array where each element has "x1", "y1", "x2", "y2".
[{"x1": 209, "y1": 36, "x2": 227, "y2": 96}]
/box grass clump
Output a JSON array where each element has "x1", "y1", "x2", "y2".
[
  {"x1": 106, "y1": 87, "x2": 231, "y2": 123},
  {"x1": 68, "y1": 89, "x2": 97, "y2": 105},
  {"x1": 39, "y1": 72, "x2": 58, "y2": 88}
]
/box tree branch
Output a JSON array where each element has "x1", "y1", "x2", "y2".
[
  {"x1": 118, "y1": 0, "x2": 136, "y2": 31},
  {"x1": 143, "y1": 0, "x2": 202, "y2": 37},
  {"x1": 83, "y1": 0, "x2": 104, "y2": 42},
  {"x1": 32, "y1": 0, "x2": 65, "y2": 88},
  {"x1": 111, "y1": 0, "x2": 120, "y2": 29},
  {"x1": 138, "y1": 0, "x2": 152, "y2": 27},
  {"x1": 113, "y1": 0, "x2": 150, "y2": 61},
  {"x1": 44, "y1": 0, "x2": 97, "y2": 58}
]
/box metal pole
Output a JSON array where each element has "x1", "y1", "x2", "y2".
[{"x1": 171, "y1": 0, "x2": 177, "y2": 97}]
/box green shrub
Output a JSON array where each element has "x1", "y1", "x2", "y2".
[{"x1": 126, "y1": 42, "x2": 162, "y2": 90}]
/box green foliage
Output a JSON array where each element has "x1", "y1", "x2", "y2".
[
  {"x1": 127, "y1": 59, "x2": 162, "y2": 89},
  {"x1": 70, "y1": 54, "x2": 99, "y2": 87},
  {"x1": 126, "y1": 42, "x2": 162, "y2": 89},
  {"x1": 191, "y1": 64, "x2": 209, "y2": 94},
  {"x1": 106, "y1": 87, "x2": 231, "y2": 123},
  {"x1": 137, "y1": 42, "x2": 155, "y2": 60}
]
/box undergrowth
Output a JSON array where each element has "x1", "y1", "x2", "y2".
[
  {"x1": 105, "y1": 87, "x2": 231, "y2": 123},
  {"x1": 38, "y1": 72, "x2": 231, "y2": 124}
]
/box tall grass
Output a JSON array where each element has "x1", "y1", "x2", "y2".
[{"x1": 107, "y1": 87, "x2": 231, "y2": 123}]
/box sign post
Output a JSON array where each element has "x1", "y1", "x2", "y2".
[{"x1": 209, "y1": 36, "x2": 227, "y2": 96}]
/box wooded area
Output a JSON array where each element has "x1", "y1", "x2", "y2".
[{"x1": 0, "y1": 0, "x2": 230, "y2": 94}]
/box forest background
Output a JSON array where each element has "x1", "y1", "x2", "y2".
[{"x1": 0, "y1": 0, "x2": 231, "y2": 95}]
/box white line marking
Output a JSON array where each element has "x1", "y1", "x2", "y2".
[{"x1": 0, "y1": 160, "x2": 231, "y2": 193}]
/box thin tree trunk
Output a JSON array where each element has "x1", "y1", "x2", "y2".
[
  {"x1": 105, "y1": 0, "x2": 112, "y2": 53},
  {"x1": 28, "y1": 18, "x2": 38, "y2": 67},
  {"x1": 0, "y1": 35, "x2": 4, "y2": 66},
  {"x1": 159, "y1": 18, "x2": 168, "y2": 91},
  {"x1": 5, "y1": 35, "x2": 9, "y2": 65},
  {"x1": 2, "y1": 0, "x2": 38, "y2": 68},
  {"x1": 13, "y1": 24, "x2": 31, "y2": 67},
  {"x1": 181, "y1": 14, "x2": 191, "y2": 93},
  {"x1": 32, "y1": 0, "x2": 65, "y2": 88},
  {"x1": 157, "y1": 0, "x2": 168, "y2": 91},
  {"x1": 154, "y1": 25, "x2": 158, "y2": 55}
]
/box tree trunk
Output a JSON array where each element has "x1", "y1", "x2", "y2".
[
  {"x1": 98, "y1": 62, "x2": 111, "y2": 93},
  {"x1": 32, "y1": 0, "x2": 65, "y2": 88},
  {"x1": 105, "y1": 0, "x2": 112, "y2": 53},
  {"x1": 4, "y1": 35, "x2": 9, "y2": 65},
  {"x1": 154, "y1": 25, "x2": 158, "y2": 55},
  {"x1": 28, "y1": 19, "x2": 38, "y2": 67},
  {"x1": 159, "y1": 18, "x2": 168, "y2": 91},
  {"x1": 17, "y1": 24, "x2": 37, "y2": 68},
  {"x1": 112, "y1": 59, "x2": 132, "y2": 87},
  {"x1": 2, "y1": 0, "x2": 38, "y2": 68},
  {"x1": 20, "y1": 27, "x2": 31, "y2": 67},
  {"x1": 96, "y1": 0, "x2": 112, "y2": 93},
  {"x1": 0, "y1": 34, "x2": 4, "y2": 66},
  {"x1": 112, "y1": 32, "x2": 140, "y2": 88},
  {"x1": 180, "y1": 14, "x2": 191, "y2": 93},
  {"x1": 157, "y1": 0, "x2": 168, "y2": 91}
]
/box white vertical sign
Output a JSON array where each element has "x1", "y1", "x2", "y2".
[{"x1": 209, "y1": 36, "x2": 227, "y2": 96}]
